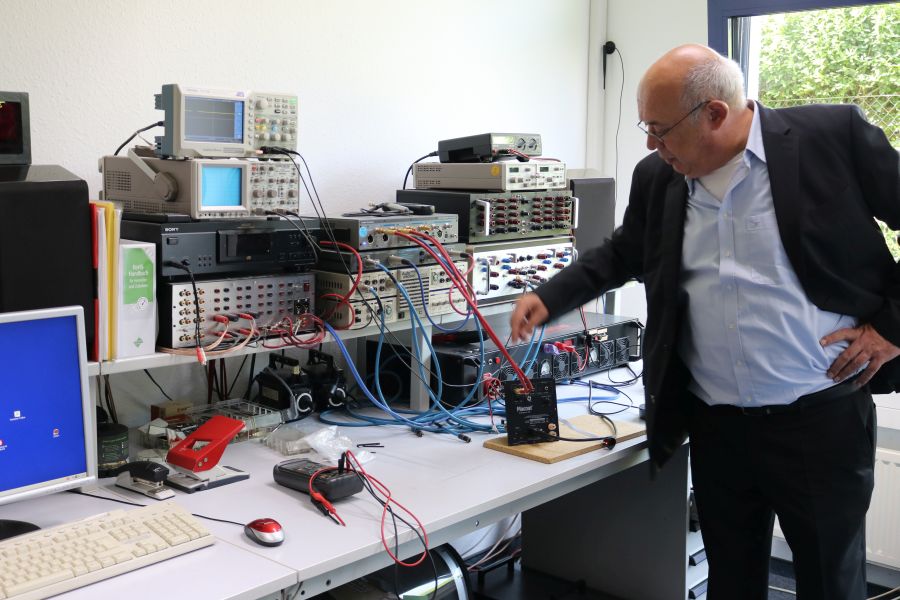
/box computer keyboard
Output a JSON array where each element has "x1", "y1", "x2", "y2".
[{"x1": 0, "y1": 501, "x2": 214, "y2": 600}]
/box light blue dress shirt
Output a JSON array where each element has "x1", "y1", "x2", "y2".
[{"x1": 677, "y1": 102, "x2": 857, "y2": 407}]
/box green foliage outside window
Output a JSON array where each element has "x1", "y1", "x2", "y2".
[{"x1": 754, "y1": 3, "x2": 900, "y2": 258}]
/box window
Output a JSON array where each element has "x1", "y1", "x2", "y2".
[{"x1": 709, "y1": 0, "x2": 900, "y2": 257}]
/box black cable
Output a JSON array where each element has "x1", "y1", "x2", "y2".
[
  {"x1": 265, "y1": 209, "x2": 320, "y2": 265},
  {"x1": 529, "y1": 428, "x2": 616, "y2": 448},
  {"x1": 264, "y1": 148, "x2": 475, "y2": 412},
  {"x1": 348, "y1": 464, "x2": 438, "y2": 600},
  {"x1": 103, "y1": 375, "x2": 119, "y2": 423},
  {"x1": 114, "y1": 121, "x2": 164, "y2": 156},
  {"x1": 244, "y1": 352, "x2": 258, "y2": 400},
  {"x1": 614, "y1": 48, "x2": 624, "y2": 201},
  {"x1": 164, "y1": 260, "x2": 203, "y2": 356},
  {"x1": 275, "y1": 154, "x2": 459, "y2": 393},
  {"x1": 227, "y1": 355, "x2": 249, "y2": 397},
  {"x1": 211, "y1": 362, "x2": 225, "y2": 401},
  {"x1": 402, "y1": 151, "x2": 439, "y2": 190},
  {"x1": 143, "y1": 369, "x2": 174, "y2": 402},
  {"x1": 607, "y1": 363, "x2": 642, "y2": 386},
  {"x1": 67, "y1": 489, "x2": 246, "y2": 527}
]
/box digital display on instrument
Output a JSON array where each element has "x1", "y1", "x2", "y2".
[
  {"x1": 184, "y1": 96, "x2": 244, "y2": 143},
  {"x1": 0, "y1": 100, "x2": 24, "y2": 155},
  {"x1": 200, "y1": 165, "x2": 242, "y2": 207},
  {"x1": 235, "y1": 232, "x2": 273, "y2": 256}
]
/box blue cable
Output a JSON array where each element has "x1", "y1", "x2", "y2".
[
  {"x1": 400, "y1": 258, "x2": 472, "y2": 333},
  {"x1": 398, "y1": 257, "x2": 490, "y2": 411},
  {"x1": 322, "y1": 302, "x2": 449, "y2": 435},
  {"x1": 375, "y1": 264, "x2": 496, "y2": 433},
  {"x1": 519, "y1": 324, "x2": 545, "y2": 377}
]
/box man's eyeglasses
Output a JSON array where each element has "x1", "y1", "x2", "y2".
[{"x1": 637, "y1": 100, "x2": 710, "y2": 144}]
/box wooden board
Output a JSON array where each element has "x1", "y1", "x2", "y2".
[{"x1": 483, "y1": 414, "x2": 645, "y2": 463}]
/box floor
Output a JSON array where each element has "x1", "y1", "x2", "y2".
[
  {"x1": 470, "y1": 558, "x2": 898, "y2": 600},
  {"x1": 768, "y1": 558, "x2": 895, "y2": 599}
]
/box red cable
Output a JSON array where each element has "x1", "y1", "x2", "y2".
[
  {"x1": 447, "y1": 253, "x2": 477, "y2": 315},
  {"x1": 320, "y1": 240, "x2": 363, "y2": 302},
  {"x1": 307, "y1": 468, "x2": 347, "y2": 527},
  {"x1": 318, "y1": 293, "x2": 356, "y2": 329},
  {"x1": 345, "y1": 451, "x2": 430, "y2": 568},
  {"x1": 390, "y1": 231, "x2": 533, "y2": 391},
  {"x1": 408, "y1": 231, "x2": 476, "y2": 304},
  {"x1": 392, "y1": 232, "x2": 472, "y2": 302}
]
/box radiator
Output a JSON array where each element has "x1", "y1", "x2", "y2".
[
  {"x1": 771, "y1": 447, "x2": 900, "y2": 570},
  {"x1": 867, "y1": 447, "x2": 900, "y2": 569}
]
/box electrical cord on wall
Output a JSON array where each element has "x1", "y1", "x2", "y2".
[{"x1": 613, "y1": 45, "x2": 624, "y2": 201}]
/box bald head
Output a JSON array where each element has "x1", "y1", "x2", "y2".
[
  {"x1": 640, "y1": 45, "x2": 746, "y2": 114},
  {"x1": 636, "y1": 44, "x2": 752, "y2": 178}
]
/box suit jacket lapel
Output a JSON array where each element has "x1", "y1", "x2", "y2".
[
  {"x1": 759, "y1": 105, "x2": 804, "y2": 278},
  {"x1": 660, "y1": 173, "x2": 688, "y2": 301}
]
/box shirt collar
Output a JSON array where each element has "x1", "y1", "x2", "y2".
[
  {"x1": 745, "y1": 101, "x2": 766, "y2": 164},
  {"x1": 686, "y1": 100, "x2": 763, "y2": 194}
]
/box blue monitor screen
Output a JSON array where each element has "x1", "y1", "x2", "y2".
[
  {"x1": 184, "y1": 96, "x2": 244, "y2": 143},
  {"x1": 201, "y1": 166, "x2": 242, "y2": 207},
  {"x1": 0, "y1": 315, "x2": 88, "y2": 496}
]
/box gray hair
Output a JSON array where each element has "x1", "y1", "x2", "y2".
[{"x1": 681, "y1": 54, "x2": 746, "y2": 118}]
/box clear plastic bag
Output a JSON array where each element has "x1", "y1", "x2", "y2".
[{"x1": 264, "y1": 422, "x2": 373, "y2": 463}]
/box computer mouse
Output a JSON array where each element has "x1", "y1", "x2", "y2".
[{"x1": 244, "y1": 518, "x2": 284, "y2": 546}]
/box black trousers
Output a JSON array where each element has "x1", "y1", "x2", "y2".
[{"x1": 687, "y1": 384, "x2": 876, "y2": 600}]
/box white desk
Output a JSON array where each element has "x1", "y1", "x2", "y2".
[
  {"x1": 1, "y1": 376, "x2": 697, "y2": 600},
  {"x1": 0, "y1": 492, "x2": 297, "y2": 600}
]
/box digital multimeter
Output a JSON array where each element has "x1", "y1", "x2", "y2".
[{"x1": 272, "y1": 458, "x2": 363, "y2": 501}]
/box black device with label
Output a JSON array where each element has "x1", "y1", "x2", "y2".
[
  {"x1": 437, "y1": 132, "x2": 542, "y2": 163},
  {"x1": 273, "y1": 458, "x2": 363, "y2": 501},
  {"x1": 503, "y1": 378, "x2": 559, "y2": 446},
  {"x1": 120, "y1": 217, "x2": 318, "y2": 280}
]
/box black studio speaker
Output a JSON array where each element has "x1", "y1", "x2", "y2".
[
  {"x1": 569, "y1": 174, "x2": 616, "y2": 253},
  {"x1": 0, "y1": 165, "x2": 94, "y2": 354}
]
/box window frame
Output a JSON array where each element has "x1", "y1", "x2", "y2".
[{"x1": 707, "y1": 0, "x2": 880, "y2": 55}]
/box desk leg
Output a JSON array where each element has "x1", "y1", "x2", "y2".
[
  {"x1": 521, "y1": 445, "x2": 690, "y2": 600},
  {"x1": 392, "y1": 324, "x2": 433, "y2": 412}
]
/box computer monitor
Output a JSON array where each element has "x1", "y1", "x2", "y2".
[
  {"x1": 0, "y1": 91, "x2": 31, "y2": 165},
  {"x1": 0, "y1": 306, "x2": 96, "y2": 539}
]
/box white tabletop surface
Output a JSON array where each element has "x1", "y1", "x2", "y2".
[
  {"x1": 0, "y1": 368, "x2": 648, "y2": 598},
  {"x1": 0, "y1": 491, "x2": 297, "y2": 600}
]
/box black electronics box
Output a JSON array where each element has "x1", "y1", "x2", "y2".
[
  {"x1": 120, "y1": 217, "x2": 318, "y2": 281},
  {"x1": 273, "y1": 458, "x2": 363, "y2": 501},
  {"x1": 569, "y1": 175, "x2": 616, "y2": 254},
  {"x1": 504, "y1": 378, "x2": 559, "y2": 446},
  {"x1": 254, "y1": 355, "x2": 315, "y2": 421},
  {"x1": 0, "y1": 165, "x2": 93, "y2": 355},
  {"x1": 367, "y1": 312, "x2": 643, "y2": 405}
]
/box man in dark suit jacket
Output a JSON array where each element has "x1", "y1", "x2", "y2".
[{"x1": 511, "y1": 44, "x2": 899, "y2": 599}]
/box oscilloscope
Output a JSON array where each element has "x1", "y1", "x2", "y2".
[
  {"x1": 155, "y1": 84, "x2": 298, "y2": 159},
  {"x1": 101, "y1": 152, "x2": 301, "y2": 219}
]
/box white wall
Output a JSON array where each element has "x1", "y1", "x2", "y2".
[
  {"x1": 0, "y1": 0, "x2": 595, "y2": 423},
  {"x1": 596, "y1": 0, "x2": 709, "y2": 320},
  {"x1": 1, "y1": 0, "x2": 591, "y2": 214}
]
